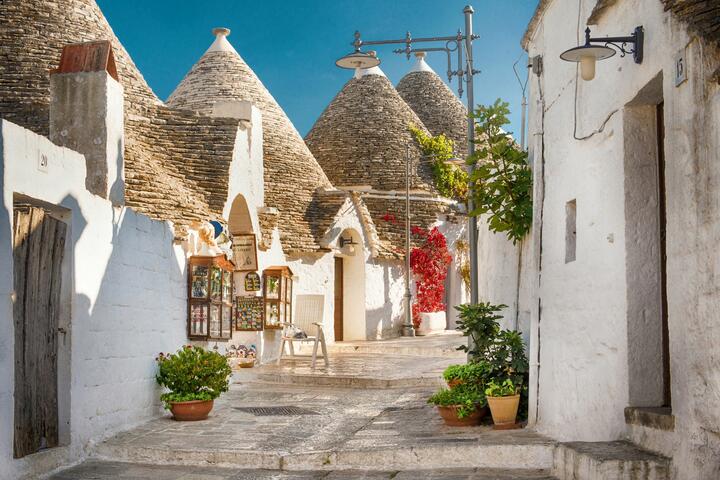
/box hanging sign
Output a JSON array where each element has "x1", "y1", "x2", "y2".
[{"x1": 232, "y1": 233, "x2": 258, "y2": 272}]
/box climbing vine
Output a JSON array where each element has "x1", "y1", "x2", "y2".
[
  {"x1": 409, "y1": 125, "x2": 468, "y2": 202},
  {"x1": 410, "y1": 226, "x2": 452, "y2": 329},
  {"x1": 468, "y1": 99, "x2": 533, "y2": 243},
  {"x1": 453, "y1": 238, "x2": 471, "y2": 294}
]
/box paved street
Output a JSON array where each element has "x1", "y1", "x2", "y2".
[{"x1": 50, "y1": 335, "x2": 558, "y2": 479}]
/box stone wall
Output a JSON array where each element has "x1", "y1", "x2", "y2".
[{"x1": 0, "y1": 120, "x2": 188, "y2": 479}]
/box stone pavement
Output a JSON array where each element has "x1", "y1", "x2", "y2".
[{"x1": 51, "y1": 334, "x2": 559, "y2": 479}]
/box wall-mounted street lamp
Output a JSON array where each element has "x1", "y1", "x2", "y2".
[
  {"x1": 560, "y1": 26, "x2": 644, "y2": 81},
  {"x1": 339, "y1": 235, "x2": 358, "y2": 256}
]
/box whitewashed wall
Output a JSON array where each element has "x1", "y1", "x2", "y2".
[
  {"x1": 525, "y1": 0, "x2": 720, "y2": 477},
  {"x1": 0, "y1": 121, "x2": 189, "y2": 479}
]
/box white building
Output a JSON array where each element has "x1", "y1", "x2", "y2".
[{"x1": 520, "y1": 0, "x2": 720, "y2": 477}]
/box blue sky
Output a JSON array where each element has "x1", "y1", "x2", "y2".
[{"x1": 97, "y1": 1, "x2": 538, "y2": 137}]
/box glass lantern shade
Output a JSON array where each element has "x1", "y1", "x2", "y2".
[
  {"x1": 560, "y1": 44, "x2": 615, "y2": 81},
  {"x1": 335, "y1": 51, "x2": 381, "y2": 69}
]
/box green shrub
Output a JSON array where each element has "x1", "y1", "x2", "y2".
[
  {"x1": 485, "y1": 379, "x2": 518, "y2": 397},
  {"x1": 155, "y1": 345, "x2": 232, "y2": 410},
  {"x1": 427, "y1": 387, "x2": 484, "y2": 419},
  {"x1": 443, "y1": 362, "x2": 490, "y2": 385}
]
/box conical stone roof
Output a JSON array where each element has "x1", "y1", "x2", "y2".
[
  {"x1": 0, "y1": 0, "x2": 160, "y2": 136},
  {"x1": 167, "y1": 29, "x2": 333, "y2": 253},
  {"x1": 396, "y1": 52, "x2": 468, "y2": 158},
  {"x1": 0, "y1": 0, "x2": 247, "y2": 237},
  {"x1": 305, "y1": 67, "x2": 436, "y2": 193}
]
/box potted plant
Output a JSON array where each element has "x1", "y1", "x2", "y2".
[
  {"x1": 455, "y1": 303, "x2": 530, "y2": 422},
  {"x1": 485, "y1": 379, "x2": 520, "y2": 429},
  {"x1": 427, "y1": 386, "x2": 486, "y2": 426},
  {"x1": 156, "y1": 345, "x2": 232, "y2": 421}
]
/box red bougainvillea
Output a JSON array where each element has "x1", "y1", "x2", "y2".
[{"x1": 410, "y1": 227, "x2": 452, "y2": 329}]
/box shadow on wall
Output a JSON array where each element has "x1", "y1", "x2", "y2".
[
  {"x1": 366, "y1": 260, "x2": 404, "y2": 339},
  {"x1": 79, "y1": 201, "x2": 187, "y2": 430}
]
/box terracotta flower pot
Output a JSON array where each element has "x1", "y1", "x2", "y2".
[
  {"x1": 170, "y1": 399, "x2": 214, "y2": 421},
  {"x1": 437, "y1": 405, "x2": 487, "y2": 426},
  {"x1": 487, "y1": 394, "x2": 520, "y2": 427}
]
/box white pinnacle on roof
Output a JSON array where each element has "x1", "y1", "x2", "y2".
[
  {"x1": 353, "y1": 51, "x2": 386, "y2": 79},
  {"x1": 409, "y1": 51, "x2": 435, "y2": 73},
  {"x1": 206, "y1": 27, "x2": 238, "y2": 55},
  {"x1": 354, "y1": 65, "x2": 387, "y2": 79}
]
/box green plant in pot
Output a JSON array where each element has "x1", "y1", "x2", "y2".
[
  {"x1": 156, "y1": 345, "x2": 232, "y2": 421},
  {"x1": 485, "y1": 379, "x2": 520, "y2": 429},
  {"x1": 443, "y1": 362, "x2": 490, "y2": 390},
  {"x1": 454, "y1": 302, "x2": 530, "y2": 422},
  {"x1": 427, "y1": 383, "x2": 487, "y2": 426}
]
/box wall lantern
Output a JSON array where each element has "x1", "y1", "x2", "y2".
[
  {"x1": 339, "y1": 235, "x2": 358, "y2": 255},
  {"x1": 560, "y1": 26, "x2": 644, "y2": 81}
]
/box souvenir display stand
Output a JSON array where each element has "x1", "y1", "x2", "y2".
[
  {"x1": 188, "y1": 255, "x2": 234, "y2": 340},
  {"x1": 262, "y1": 266, "x2": 293, "y2": 330}
]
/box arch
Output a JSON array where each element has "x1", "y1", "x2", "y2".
[{"x1": 228, "y1": 194, "x2": 252, "y2": 234}]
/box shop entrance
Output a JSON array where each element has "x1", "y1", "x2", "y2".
[
  {"x1": 337, "y1": 229, "x2": 366, "y2": 341},
  {"x1": 334, "y1": 257, "x2": 344, "y2": 341},
  {"x1": 13, "y1": 205, "x2": 66, "y2": 458},
  {"x1": 623, "y1": 74, "x2": 671, "y2": 409}
]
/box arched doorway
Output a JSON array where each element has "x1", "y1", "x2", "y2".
[{"x1": 334, "y1": 228, "x2": 366, "y2": 341}]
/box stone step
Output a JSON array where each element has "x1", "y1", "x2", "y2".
[
  {"x1": 552, "y1": 441, "x2": 671, "y2": 480},
  {"x1": 94, "y1": 439, "x2": 555, "y2": 472},
  {"x1": 50, "y1": 460, "x2": 559, "y2": 479},
  {"x1": 295, "y1": 333, "x2": 467, "y2": 359},
  {"x1": 243, "y1": 371, "x2": 446, "y2": 389},
  {"x1": 232, "y1": 352, "x2": 454, "y2": 389}
]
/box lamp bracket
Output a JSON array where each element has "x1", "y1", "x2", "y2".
[{"x1": 586, "y1": 26, "x2": 644, "y2": 64}]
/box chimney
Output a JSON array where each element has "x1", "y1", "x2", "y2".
[{"x1": 49, "y1": 41, "x2": 125, "y2": 205}]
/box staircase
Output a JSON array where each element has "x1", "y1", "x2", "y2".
[{"x1": 552, "y1": 441, "x2": 671, "y2": 480}]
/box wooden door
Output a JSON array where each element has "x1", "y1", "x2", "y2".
[
  {"x1": 334, "y1": 257, "x2": 343, "y2": 342},
  {"x1": 657, "y1": 102, "x2": 671, "y2": 408},
  {"x1": 13, "y1": 206, "x2": 66, "y2": 458}
]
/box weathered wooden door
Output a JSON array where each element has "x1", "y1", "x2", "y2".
[
  {"x1": 334, "y1": 257, "x2": 343, "y2": 342},
  {"x1": 13, "y1": 206, "x2": 66, "y2": 458}
]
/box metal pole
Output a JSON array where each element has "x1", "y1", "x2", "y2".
[
  {"x1": 464, "y1": 5, "x2": 479, "y2": 305},
  {"x1": 402, "y1": 143, "x2": 415, "y2": 337}
]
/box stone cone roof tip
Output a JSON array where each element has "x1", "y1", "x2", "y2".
[
  {"x1": 305, "y1": 70, "x2": 437, "y2": 193},
  {"x1": 396, "y1": 53, "x2": 468, "y2": 158},
  {"x1": 167, "y1": 28, "x2": 334, "y2": 253},
  {"x1": 409, "y1": 52, "x2": 435, "y2": 74},
  {"x1": 206, "y1": 27, "x2": 238, "y2": 54}
]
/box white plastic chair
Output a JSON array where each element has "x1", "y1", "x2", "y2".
[{"x1": 277, "y1": 294, "x2": 329, "y2": 368}]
